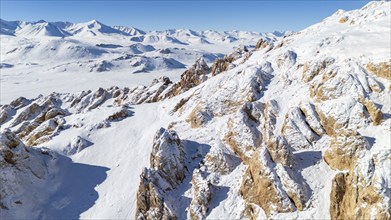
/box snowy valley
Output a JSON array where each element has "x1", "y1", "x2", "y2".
[{"x1": 1, "y1": 1, "x2": 391, "y2": 219}]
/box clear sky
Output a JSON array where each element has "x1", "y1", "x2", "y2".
[{"x1": 0, "y1": 0, "x2": 371, "y2": 32}]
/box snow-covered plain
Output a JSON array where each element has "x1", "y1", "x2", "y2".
[
  {"x1": 0, "y1": 19, "x2": 281, "y2": 104},
  {"x1": 1, "y1": 1, "x2": 390, "y2": 219}
]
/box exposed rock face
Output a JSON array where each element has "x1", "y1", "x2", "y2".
[
  {"x1": 163, "y1": 58, "x2": 210, "y2": 99},
  {"x1": 189, "y1": 168, "x2": 212, "y2": 220},
  {"x1": 149, "y1": 128, "x2": 186, "y2": 187},
  {"x1": 136, "y1": 128, "x2": 186, "y2": 219},
  {"x1": 2, "y1": 3, "x2": 391, "y2": 219},
  {"x1": 329, "y1": 154, "x2": 391, "y2": 220},
  {"x1": 359, "y1": 97, "x2": 383, "y2": 125},
  {"x1": 339, "y1": 16, "x2": 349, "y2": 23},
  {"x1": 0, "y1": 77, "x2": 169, "y2": 146},
  {"x1": 281, "y1": 107, "x2": 319, "y2": 149},
  {"x1": 255, "y1": 38, "x2": 271, "y2": 50},
  {"x1": 302, "y1": 57, "x2": 335, "y2": 83},
  {"x1": 324, "y1": 129, "x2": 369, "y2": 170},
  {"x1": 106, "y1": 107, "x2": 133, "y2": 122},
  {"x1": 316, "y1": 97, "x2": 368, "y2": 137},
  {"x1": 240, "y1": 147, "x2": 307, "y2": 217},
  {"x1": 299, "y1": 102, "x2": 325, "y2": 136},
  {"x1": 211, "y1": 45, "x2": 254, "y2": 76},
  {"x1": 367, "y1": 61, "x2": 391, "y2": 80},
  {"x1": 1, "y1": 96, "x2": 68, "y2": 146},
  {"x1": 224, "y1": 102, "x2": 263, "y2": 160},
  {"x1": 204, "y1": 146, "x2": 239, "y2": 175},
  {"x1": 0, "y1": 130, "x2": 50, "y2": 213},
  {"x1": 186, "y1": 103, "x2": 212, "y2": 128},
  {"x1": 210, "y1": 58, "x2": 231, "y2": 76},
  {"x1": 136, "y1": 168, "x2": 177, "y2": 220},
  {"x1": 266, "y1": 136, "x2": 293, "y2": 167}
]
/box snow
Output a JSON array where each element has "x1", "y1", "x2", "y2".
[
  {"x1": 1, "y1": 1, "x2": 390, "y2": 219},
  {"x1": 0, "y1": 19, "x2": 279, "y2": 104}
]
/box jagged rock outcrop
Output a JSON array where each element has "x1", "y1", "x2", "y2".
[
  {"x1": 136, "y1": 128, "x2": 186, "y2": 219},
  {"x1": 210, "y1": 58, "x2": 232, "y2": 76},
  {"x1": 163, "y1": 58, "x2": 210, "y2": 99},
  {"x1": 281, "y1": 107, "x2": 319, "y2": 149},
  {"x1": 204, "y1": 146, "x2": 239, "y2": 175},
  {"x1": 106, "y1": 107, "x2": 133, "y2": 122},
  {"x1": 266, "y1": 136, "x2": 293, "y2": 167},
  {"x1": 316, "y1": 97, "x2": 368, "y2": 136},
  {"x1": 189, "y1": 168, "x2": 212, "y2": 220},
  {"x1": 327, "y1": 138, "x2": 391, "y2": 219},
  {"x1": 240, "y1": 146, "x2": 307, "y2": 217},
  {"x1": 255, "y1": 38, "x2": 271, "y2": 50},
  {"x1": 358, "y1": 96, "x2": 383, "y2": 125},
  {"x1": 324, "y1": 129, "x2": 369, "y2": 170},
  {"x1": 366, "y1": 61, "x2": 391, "y2": 80},
  {"x1": 186, "y1": 102, "x2": 212, "y2": 128},
  {"x1": 0, "y1": 77, "x2": 168, "y2": 146},
  {"x1": 0, "y1": 130, "x2": 51, "y2": 213},
  {"x1": 299, "y1": 102, "x2": 325, "y2": 136},
  {"x1": 224, "y1": 102, "x2": 263, "y2": 160}
]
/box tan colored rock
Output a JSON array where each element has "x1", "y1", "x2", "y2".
[
  {"x1": 339, "y1": 16, "x2": 349, "y2": 23},
  {"x1": 317, "y1": 108, "x2": 344, "y2": 137},
  {"x1": 240, "y1": 204, "x2": 261, "y2": 220},
  {"x1": 0, "y1": 105, "x2": 15, "y2": 125},
  {"x1": 240, "y1": 148, "x2": 294, "y2": 217},
  {"x1": 281, "y1": 107, "x2": 318, "y2": 149},
  {"x1": 223, "y1": 102, "x2": 263, "y2": 161},
  {"x1": 299, "y1": 102, "x2": 326, "y2": 136},
  {"x1": 367, "y1": 61, "x2": 391, "y2": 80},
  {"x1": 136, "y1": 128, "x2": 186, "y2": 219},
  {"x1": 302, "y1": 58, "x2": 335, "y2": 83},
  {"x1": 25, "y1": 117, "x2": 65, "y2": 146},
  {"x1": 367, "y1": 77, "x2": 383, "y2": 93},
  {"x1": 204, "y1": 147, "x2": 239, "y2": 175},
  {"x1": 359, "y1": 97, "x2": 383, "y2": 125},
  {"x1": 136, "y1": 169, "x2": 177, "y2": 220},
  {"x1": 255, "y1": 38, "x2": 269, "y2": 50},
  {"x1": 163, "y1": 58, "x2": 210, "y2": 99},
  {"x1": 266, "y1": 136, "x2": 293, "y2": 167},
  {"x1": 330, "y1": 171, "x2": 390, "y2": 220},
  {"x1": 324, "y1": 129, "x2": 369, "y2": 171},
  {"x1": 189, "y1": 169, "x2": 212, "y2": 220},
  {"x1": 186, "y1": 103, "x2": 212, "y2": 128},
  {"x1": 211, "y1": 58, "x2": 231, "y2": 76},
  {"x1": 106, "y1": 107, "x2": 133, "y2": 122}
]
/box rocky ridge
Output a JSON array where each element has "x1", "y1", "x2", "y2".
[{"x1": 1, "y1": 1, "x2": 390, "y2": 219}]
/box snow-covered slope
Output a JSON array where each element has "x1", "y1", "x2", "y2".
[
  {"x1": 1, "y1": 1, "x2": 390, "y2": 219},
  {"x1": 0, "y1": 19, "x2": 282, "y2": 104}
]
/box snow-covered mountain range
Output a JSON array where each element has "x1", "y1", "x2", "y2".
[
  {"x1": 0, "y1": 18, "x2": 283, "y2": 104},
  {"x1": 1, "y1": 1, "x2": 390, "y2": 219}
]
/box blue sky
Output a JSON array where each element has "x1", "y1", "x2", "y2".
[{"x1": 0, "y1": 0, "x2": 370, "y2": 32}]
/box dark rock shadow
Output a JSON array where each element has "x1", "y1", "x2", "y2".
[
  {"x1": 364, "y1": 136, "x2": 376, "y2": 149},
  {"x1": 207, "y1": 185, "x2": 230, "y2": 215},
  {"x1": 294, "y1": 150, "x2": 322, "y2": 171},
  {"x1": 383, "y1": 113, "x2": 391, "y2": 121},
  {"x1": 168, "y1": 140, "x2": 211, "y2": 219},
  {"x1": 290, "y1": 150, "x2": 323, "y2": 210},
  {"x1": 40, "y1": 153, "x2": 109, "y2": 219}
]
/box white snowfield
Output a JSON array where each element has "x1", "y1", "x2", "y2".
[
  {"x1": 0, "y1": 1, "x2": 390, "y2": 219},
  {"x1": 0, "y1": 18, "x2": 282, "y2": 104}
]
